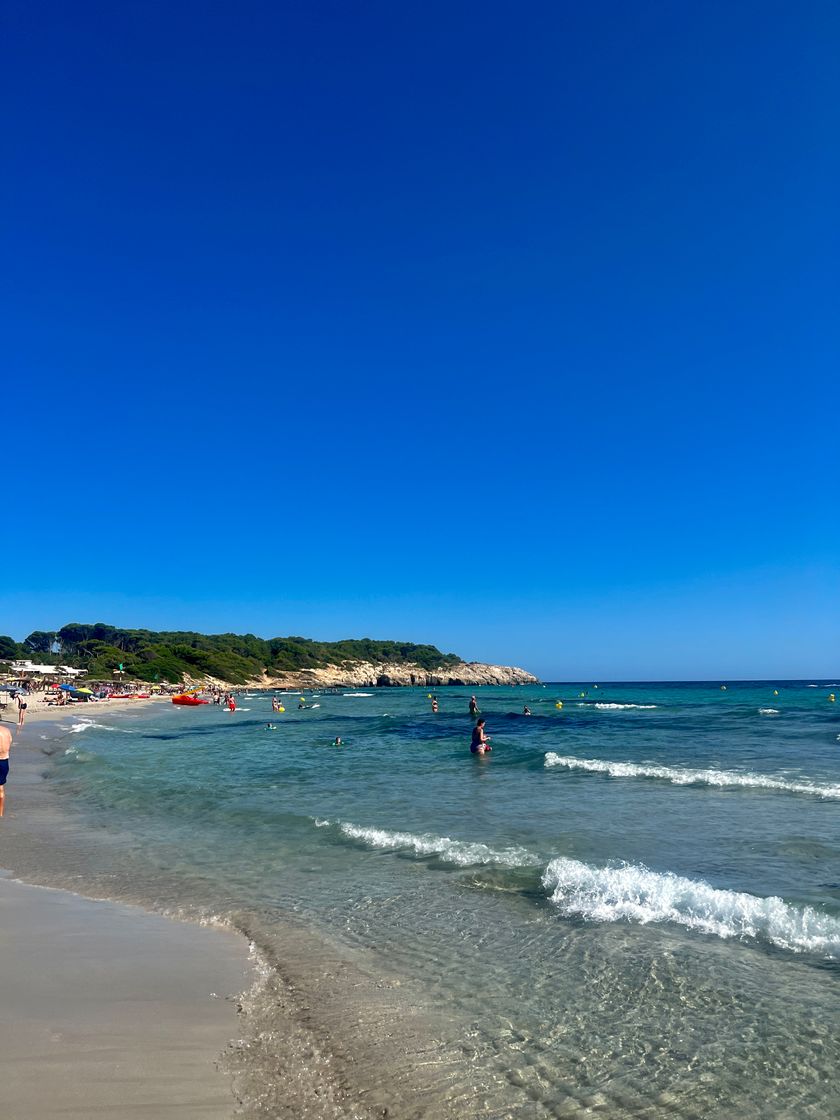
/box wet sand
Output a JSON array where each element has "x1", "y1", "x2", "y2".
[
  {"x1": 0, "y1": 874, "x2": 252, "y2": 1119},
  {"x1": 1, "y1": 696, "x2": 252, "y2": 1117}
]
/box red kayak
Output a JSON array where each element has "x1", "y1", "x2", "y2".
[{"x1": 172, "y1": 694, "x2": 209, "y2": 706}]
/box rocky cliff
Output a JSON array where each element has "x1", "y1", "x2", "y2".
[
  {"x1": 284, "y1": 660, "x2": 539, "y2": 689},
  {"x1": 184, "y1": 660, "x2": 537, "y2": 690}
]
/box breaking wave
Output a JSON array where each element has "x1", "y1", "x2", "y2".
[
  {"x1": 542, "y1": 858, "x2": 840, "y2": 955},
  {"x1": 759, "y1": 708, "x2": 780, "y2": 715},
  {"x1": 544, "y1": 753, "x2": 840, "y2": 799},
  {"x1": 343, "y1": 692, "x2": 374, "y2": 697},
  {"x1": 329, "y1": 821, "x2": 536, "y2": 868},
  {"x1": 593, "y1": 703, "x2": 658, "y2": 710},
  {"x1": 61, "y1": 719, "x2": 134, "y2": 734},
  {"x1": 310, "y1": 818, "x2": 840, "y2": 956}
]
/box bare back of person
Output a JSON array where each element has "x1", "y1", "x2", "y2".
[{"x1": 0, "y1": 725, "x2": 12, "y2": 817}]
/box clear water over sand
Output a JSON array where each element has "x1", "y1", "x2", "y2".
[{"x1": 10, "y1": 681, "x2": 840, "y2": 1118}]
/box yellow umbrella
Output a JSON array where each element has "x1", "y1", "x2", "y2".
[{"x1": 75, "y1": 687, "x2": 93, "y2": 694}]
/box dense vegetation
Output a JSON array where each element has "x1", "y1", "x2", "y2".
[{"x1": 0, "y1": 624, "x2": 462, "y2": 684}]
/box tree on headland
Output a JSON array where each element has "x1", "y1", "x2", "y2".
[{"x1": 21, "y1": 623, "x2": 464, "y2": 684}]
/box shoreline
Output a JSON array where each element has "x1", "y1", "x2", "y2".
[
  {"x1": 0, "y1": 694, "x2": 463, "y2": 1115},
  {"x1": 0, "y1": 872, "x2": 252, "y2": 1119},
  {"x1": 0, "y1": 699, "x2": 254, "y2": 1119},
  {"x1": 1, "y1": 692, "x2": 169, "y2": 726}
]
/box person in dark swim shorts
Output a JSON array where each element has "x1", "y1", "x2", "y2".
[{"x1": 0, "y1": 723, "x2": 11, "y2": 817}]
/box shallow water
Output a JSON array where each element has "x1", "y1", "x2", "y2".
[{"x1": 9, "y1": 681, "x2": 840, "y2": 1117}]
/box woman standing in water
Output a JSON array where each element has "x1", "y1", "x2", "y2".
[{"x1": 470, "y1": 719, "x2": 491, "y2": 755}]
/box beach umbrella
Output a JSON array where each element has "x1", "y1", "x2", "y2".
[
  {"x1": 75, "y1": 687, "x2": 93, "y2": 694},
  {"x1": 59, "y1": 683, "x2": 77, "y2": 692}
]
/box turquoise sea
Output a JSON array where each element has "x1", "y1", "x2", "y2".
[{"x1": 12, "y1": 681, "x2": 840, "y2": 1118}]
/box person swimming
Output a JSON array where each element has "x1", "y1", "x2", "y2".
[
  {"x1": 469, "y1": 695, "x2": 480, "y2": 717},
  {"x1": 470, "y1": 718, "x2": 491, "y2": 754},
  {"x1": 266, "y1": 722, "x2": 276, "y2": 730},
  {"x1": 334, "y1": 736, "x2": 342, "y2": 746},
  {"x1": 523, "y1": 706, "x2": 532, "y2": 716}
]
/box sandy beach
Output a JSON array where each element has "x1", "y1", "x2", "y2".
[
  {"x1": 1, "y1": 691, "x2": 170, "y2": 727},
  {"x1": 0, "y1": 698, "x2": 253, "y2": 1120},
  {"x1": 0, "y1": 876, "x2": 252, "y2": 1120}
]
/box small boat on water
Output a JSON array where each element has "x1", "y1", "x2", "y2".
[{"x1": 172, "y1": 694, "x2": 208, "y2": 706}]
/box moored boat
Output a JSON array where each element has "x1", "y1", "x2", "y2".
[{"x1": 172, "y1": 693, "x2": 208, "y2": 706}]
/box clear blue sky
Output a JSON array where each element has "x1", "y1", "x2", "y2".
[{"x1": 3, "y1": 2, "x2": 838, "y2": 679}]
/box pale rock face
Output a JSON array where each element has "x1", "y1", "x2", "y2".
[
  {"x1": 297, "y1": 661, "x2": 539, "y2": 688},
  {"x1": 184, "y1": 661, "x2": 538, "y2": 690}
]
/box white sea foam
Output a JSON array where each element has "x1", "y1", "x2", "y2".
[
  {"x1": 542, "y1": 858, "x2": 840, "y2": 955},
  {"x1": 758, "y1": 708, "x2": 780, "y2": 715},
  {"x1": 337, "y1": 822, "x2": 535, "y2": 868},
  {"x1": 593, "y1": 703, "x2": 658, "y2": 710},
  {"x1": 343, "y1": 692, "x2": 374, "y2": 697},
  {"x1": 63, "y1": 718, "x2": 134, "y2": 734},
  {"x1": 544, "y1": 753, "x2": 840, "y2": 799}
]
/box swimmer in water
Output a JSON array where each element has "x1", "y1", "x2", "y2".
[
  {"x1": 523, "y1": 706, "x2": 532, "y2": 716},
  {"x1": 334, "y1": 736, "x2": 342, "y2": 746},
  {"x1": 431, "y1": 697, "x2": 439, "y2": 713},
  {"x1": 266, "y1": 722, "x2": 276, "y2": 730},
  {"x1": 469, "y1": 695, "x2": 479, "y2": 717},
  {"x1": 470, "y1": 718, "x2": 491, "y2": 755}
]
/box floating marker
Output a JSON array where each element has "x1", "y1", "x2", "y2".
[{"x1": 555, "y1": 701, "x2": 563, "y2": 709}]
